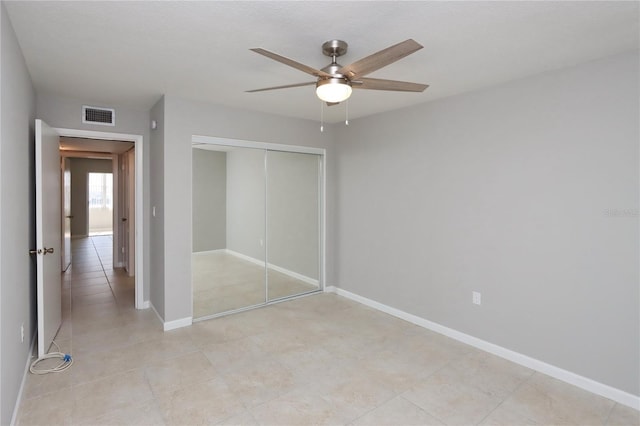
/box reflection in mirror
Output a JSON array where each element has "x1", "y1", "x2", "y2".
[
  {"x1": 192, "y1": 145, "x2": 266, "y2": 318},
  {"x1": 266, "y1": 151, "x2": 320, "y2": 300}
]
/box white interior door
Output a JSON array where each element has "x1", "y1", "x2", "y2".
[
  {"x1": 61, "y1": 157, "x2": 71, "y2": 271},
  {"x1": 35, "y1": 119, "x2": 62, "y2": 357}
]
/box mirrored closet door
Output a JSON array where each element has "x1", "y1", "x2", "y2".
[
  {"x1": 192, "y1": 145, "x2": 266, "y2": 318},
  {"x1": 192, "y1": 140, "x2": 323, "y2": 320},
  {"x1": 266, "y1": 150, "x2": 320, "y2": 301}
]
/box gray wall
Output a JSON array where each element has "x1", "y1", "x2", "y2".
[
  {"x1": 192, "y1": 149, "x2": 226, "y2": 252},
  {"x1": 267, "y1": 151, "x2": 319, "y2": 279},
  {"x1": 226, "y1": 148, "x2": 266, "y2": 261},
  {"x1": 36, "y1": 92, "x2": 152, "y2": 304},
  {"x1": 334, "y1": 51, "x2": 639, "y2": 396},
  {"x1": 0, "y1": 3, "x2": 36, "y2": 424},
  {"x1": 149, "y1": 96, "x2": 165, "y2": 317},
  {"x1": 69, "y1": 158, "x2": 112, "y2": 236},
  {"x1": 157, "y1": 95, "x2": 336, "y2": 322}
]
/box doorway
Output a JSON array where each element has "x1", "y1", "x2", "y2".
[
  {"x1": 34, "y1": 120, "x2": 146, "y2": 363},
  {"x1": 57, "y1": 128, "x2": 145, "y2": 309}
]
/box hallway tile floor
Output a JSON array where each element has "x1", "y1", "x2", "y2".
[{"x1": 15, "y1": 237, "x2": 639, "y2": 425}]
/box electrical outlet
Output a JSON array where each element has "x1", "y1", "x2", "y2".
[
  {"x1": 472, "y1": 291, "x2": 482, "y2": 305},
  {"x1": 21, "y1": 323, "x2": 24, "y2": 343}
]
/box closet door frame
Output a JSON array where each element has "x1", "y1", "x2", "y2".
[{"x1": 191, "y1": 135, "x2": 325, "y2": 320}]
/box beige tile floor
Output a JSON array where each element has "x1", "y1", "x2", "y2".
[
  {"x1": 193, "y1": 251, "x2": 318, "y2": 318},
  {"x1": 16, "y1": 237, "x2": 639, "y2": 425}
]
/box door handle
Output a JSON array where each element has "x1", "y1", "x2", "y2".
[
  {"x1": 66, "y1": 215, "x2": 74, "y2": 219},
  {"x1": 122, "y1": 218, "x2": 127, "y2": 222},
  {"x1": 29, "y1": 248, "x2": 53, "y2": 255}
]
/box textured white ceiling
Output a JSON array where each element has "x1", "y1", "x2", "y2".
[{"x1": 5, "y1": 1, "x2": 639, "y2": 123}]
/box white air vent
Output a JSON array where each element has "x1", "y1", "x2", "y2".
[{"x1": 82, "y1": 105, "x2": 115, "y2": 126}]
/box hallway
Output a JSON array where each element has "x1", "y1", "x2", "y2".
[{"x1": 65, "y1": 236, "x2": 135, "y2": 312}]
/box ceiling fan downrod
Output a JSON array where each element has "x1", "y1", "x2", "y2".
[{"x1": 321, "y1": 40, "x2": 348, "y2": 77}]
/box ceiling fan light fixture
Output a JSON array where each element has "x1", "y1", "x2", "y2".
[{"x1": 316, "y1": 78, "x2": 352, "y2": 103}]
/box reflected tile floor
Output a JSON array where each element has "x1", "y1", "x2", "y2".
[
  {"x1": 16, "y1": 239, "x2": 639, "y2": 425},
  {"x1": 193, "y1": 251, "x2": 318, "y2": 318}
]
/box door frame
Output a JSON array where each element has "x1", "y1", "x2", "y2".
[
  {"x1": 124, "y1": 148, "x2": 136, "y2": 276},
  {"x1": 61, "y1": 157, "x2": 72, "y2": 272},
  {"x1": 56, "y1": 128, "x2": 145, "y2": 309}
]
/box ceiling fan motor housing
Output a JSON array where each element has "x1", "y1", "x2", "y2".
[{"x1": 322, "y1": 40, "x2": 348, "y2": 58}]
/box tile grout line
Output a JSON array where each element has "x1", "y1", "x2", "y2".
[
  {"x1": 603, "y1": 402, "x2": 616, "y2": 426},
  {"x1": 475, "y1": 369, "x2": 536, "y2": 425},
  {"x1": 90, "y1": 236, "x2": 120, "y2": 309}
]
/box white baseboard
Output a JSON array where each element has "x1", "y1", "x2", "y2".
[
  {"x1": 163, "y1": 316, "x2": 192, "y2": 331},
  {"x1": 150, "y1": 302, "x2": 192, "y2": 331},
  {"x1": 192, "y1": 249, "x2": 226, "y2": 256},
  {"x1": 325, "y1": 286, "x2": 640, "y2": 411},
  {"x1": 141, "y1": 300, "x2": 150, "y2": 309},
  {"x1": 12, "y1": 333, "x2": 37, "y2": 425},
  {"x1": 225, "y1": 249, "x2": 263, "y2": 266},
  {"x1": 225, "y1": 249, "x2": 318, "y2": 286}
]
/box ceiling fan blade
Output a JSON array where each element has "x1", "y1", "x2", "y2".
[
  {"x1": 246, "y1": 81, "x2": 316, "y2": 93},
  {"x1": 338, "y1": 39, "x2": 423, "y2": 80},
  {"x1": 353, "y1": 77, "x2": 429, "y2": 92},
  {"x1": 250, "y1": 48, "x2": 332, "y2": 78}
]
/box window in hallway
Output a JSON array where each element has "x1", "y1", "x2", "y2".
[{"x1": 88, "y1": 172, "x2": 113, "y2": 236}]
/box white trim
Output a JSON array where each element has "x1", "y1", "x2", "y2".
[
  {"x1": 150, "y1": 301, "x2": 192, "y2": 331},
  {"x1": 111, "y1": 154, "x2": 120, "y2": 268},
  {"x1": 269, "y1": 262, "x2": 318, "y2": 286},
  {"x1": 192, "y1": 249, "x2": 226, "y2": 256},
  {"x1": 141, "y1": 300, "x2": 150, "y2": 309},
  {"x1": 225, "y1": 249, "x2": 319, "y2": 286},
  {"x1": 326, "y1": 286, "x2": 640, "y2": 411},
  {"x1": 54, "y1": 128, "x2": 145, "y2": 310},
  {"x1": 163, "y1": 316, "x2": 192, "y2": 331},
  {"x1": 192, "y1": 134, "x2": 325, "y2": 155},
  {"x1": 11, "y1": 334, "x2": 37, "y2": 426}
]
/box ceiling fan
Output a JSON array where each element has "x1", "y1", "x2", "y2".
[{"x1": 247, "y1": 39, "x2": 429, "y2": 105}]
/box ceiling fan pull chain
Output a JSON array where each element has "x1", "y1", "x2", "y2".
[
  {"x1": 320, "y1": 101, "x2": 324, "y2": 132},
  {"x1": 345, "y1": 100, "x2": 349, "y2": 126}
]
